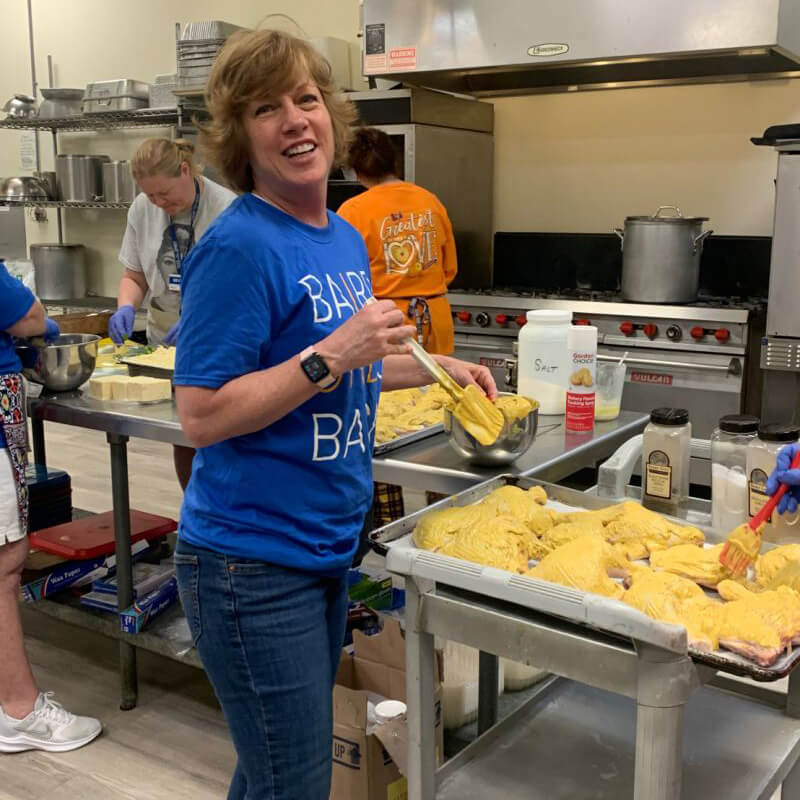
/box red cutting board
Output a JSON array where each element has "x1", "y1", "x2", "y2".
[{"x1": 29, "y1": 510, "x2": 177, "y2": 560}]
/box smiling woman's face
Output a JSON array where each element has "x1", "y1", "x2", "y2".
[{"x1": 243, "y1": 77, "x2": 334, "y2": 206}]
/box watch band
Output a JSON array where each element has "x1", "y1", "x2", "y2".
[{"x1": 299, "y1": 346, "x2": 337, "y2": 389}]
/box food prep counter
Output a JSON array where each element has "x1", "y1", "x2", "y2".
[{"x1": 27, "y1": 392, "x2": 647, "y2": 709}]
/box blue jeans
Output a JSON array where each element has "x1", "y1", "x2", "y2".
[{"x1": 174, "y1": 538, "x2": 348, "y2": 800}]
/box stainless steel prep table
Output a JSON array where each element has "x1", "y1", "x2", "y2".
[
  {"x1": 27, "y1": 394, "x2": 647, "y2": 709},
  {"x1": 373, "y1": 410, "x2": 649, "y2": 494}
]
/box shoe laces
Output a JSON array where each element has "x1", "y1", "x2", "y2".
[{"x1": 35, "y1": 692, "x2": 75, "y2": 726}]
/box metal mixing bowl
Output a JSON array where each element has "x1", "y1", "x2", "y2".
[
  {"x1": 15, "y1": 333, "x2": 99, "y2": 392},
  {"x1": 443, "y1": 392, "x2": 539, "y2": 466}
]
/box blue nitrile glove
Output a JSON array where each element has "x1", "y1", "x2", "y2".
[
  {"x1": 766, "y1": 442, "x2": 800, "y2": 515},
  {"x1": 109, "y1": 305, "x2": 136, "y2": 345},
  {"x1": 42, "y1": 318, "x2": 60, "y2": 343},
  {"x1": 162, "y1": 320, "x2": 180, "y2": 347}
]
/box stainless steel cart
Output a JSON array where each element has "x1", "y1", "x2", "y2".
[{"x1": 372, "y1": 477, "x2": 800, "y2": 799}]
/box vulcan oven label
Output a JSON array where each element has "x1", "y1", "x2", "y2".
[
  {"x1": 479, "y1": 357, "x2": 506, "y2": 369},
  {"x1": 645, "y1": 451, "x2": 672, "y2": 500},
  {"x1": 389, "y1": 46, "x2": 417, "y2": 71},
  {"x1": 363, "y1": 24, "x2": 387, "y2": 72},
  {"x1": 631, "y1": 371, "x2": 673, "y2": 386}
]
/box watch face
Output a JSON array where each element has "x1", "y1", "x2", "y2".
[{"x1": 302, "y1": 352, "x2": 330, "y2": 383}]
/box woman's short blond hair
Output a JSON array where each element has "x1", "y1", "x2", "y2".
[
  {"x1": 131, "y1": 138, "x2": 199, "y2": 181},
  {"x1": 199, "y1": 28, "x2": 356, "y2": 193}
]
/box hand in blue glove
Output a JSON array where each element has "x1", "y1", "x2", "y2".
[
  {"x1": 109, "y1": 305, "x2": 136, "y2": 346},
  {"x1": 162, "y1": 320, "x2": 180, "y2": 347},
  {"x1": 42, "y1": 318, "x2": 60, "y2": 344},
  {"x1": 766, "y1": 442, "x2": 800, "y2": 515}
]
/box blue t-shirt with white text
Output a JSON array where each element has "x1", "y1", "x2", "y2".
[
  {"x1": 174, "y1": 194, "x2": 380, "y2": 574},
  {"x1": 0, "y1": 263, "x2": 36, "y2": 448}
]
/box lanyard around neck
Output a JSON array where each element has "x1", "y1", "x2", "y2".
[{"x1": 169, "y1": 177, "x2": 201, "y2": 273}]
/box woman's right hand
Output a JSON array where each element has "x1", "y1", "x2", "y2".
[
  {"x1": 108, "y1": 305, "x2": 136, "y2": 345},
  {"x1": 317, "y1": 299, "x2": 416, "y2": 375}
]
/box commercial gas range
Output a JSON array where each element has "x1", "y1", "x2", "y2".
[{"x1": 449, "y1": 289, "x2": 765, "y2": 442}]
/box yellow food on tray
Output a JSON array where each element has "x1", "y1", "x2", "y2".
[
  {"x1": 754, "y1": 544, "x2": 800, "y2": 588},
  {"x1": 375, "y1": 385, "x2": 452, "y2": 443},
  {"x1": 649, "y1": 543, "x2": 731, "y2": 588},
  {"x1": 88, "y1": 375, "x2": 171, "y2": 403},
  {"x1": 124, "y1": 346, "x2": 176, "y2": 371}
]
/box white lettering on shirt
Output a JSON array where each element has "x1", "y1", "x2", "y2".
[
  {"x1": 298, "y1": 275, "x2": 333, "y2": 322},
  {"x1": 312, "y1": 414, "x2": 342, "y2": 461}
]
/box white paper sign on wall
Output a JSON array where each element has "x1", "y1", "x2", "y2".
[{"x1": 19, "y1": 131, "x2": 37, "y2": 171}]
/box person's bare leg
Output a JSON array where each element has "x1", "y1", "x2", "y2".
[
  {"x1": 173, "y1": 444, "x2": 196, "y2": 491},
  {"x1": 0, "y1": 537, "x2": 37, "y2": 719}
]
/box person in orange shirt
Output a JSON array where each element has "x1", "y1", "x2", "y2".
[
  {"x1": 339, "y1": 127, "x2": 457, "y2": 523},
  {"x1": 338, "y1": 127, "x2": 457, "y2": 355}
]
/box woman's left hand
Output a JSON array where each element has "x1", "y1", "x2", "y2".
[{"x1": 436, "y1": 355, "x2": 498, "y2": 401}]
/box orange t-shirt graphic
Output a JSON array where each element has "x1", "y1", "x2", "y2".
[{"x1": 338, "y1": 182, "x2": 457, "y2": 354}]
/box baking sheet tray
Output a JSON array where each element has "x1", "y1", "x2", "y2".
[
  {"x1": 373, "y1": 422, "x2": 444, "y2": 456},
  {"x1": 370, "y1": 474, "x2": 800, "y2": 682}
]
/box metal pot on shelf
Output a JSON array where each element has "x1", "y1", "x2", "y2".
[
  {"x1": 38, "y1": 88, "x2": 84, "y2": 119},
  {"x1": 102, "y1": 161, "x2": 138, "y2": 203},
  {"x1": 616, "y1": 206, "x2": 713, "y2": 303},
  {"x1": 55, "y1": 154, "x2": 110, "y2": 201},
  {"x1": 30, "y1": 243, "x2": 87, "y2": 301}
]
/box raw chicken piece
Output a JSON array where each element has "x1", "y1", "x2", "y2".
[
  {"x1": 717, "y1": 580, "x2": 800, "y2": 645},
  {"x1": 527, "y1": 486, "x2": 548, "y2": 506},
  {"x1": 413, "y1": 504, "x2": 495, "y2": 552},
  {"x1": 714, "y1": 601, "x2": 785, "y2": 666},
  {"x1": 541, "y1": 520, "x2": 605, "y2": 551},
  {"x1": 439, "y1": 515, "x2": 532, "y2": 573},
  {"x1": 755, "y1": 544, "x2": 800, "y2": 588},
  {"x1": 526, "y1": 536, "x2": 632, "y2": 600},
  {"x1": 622, "y1": 568, "x2": 719, "y2": 650},
  {"x1": 480, "y1": 485, "x2": 553, "y2": 534},
  {"x1": 649, "y1": 543, "x2": 731, "y2": 588},
  {"x1": 603, "y1": 502, "x2": 704, "y2": 558}
]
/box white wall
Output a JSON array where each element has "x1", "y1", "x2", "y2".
[
  {"x1": 2, "y1": 1, "x2": 800, "y2": 296},
  {"x1": 490, "y1": 80, "x2": 800, "y2": 236}
]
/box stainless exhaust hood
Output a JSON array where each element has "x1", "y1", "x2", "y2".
[{"x1": 360, "y1": 0, "x2": 800, "y2": 95}]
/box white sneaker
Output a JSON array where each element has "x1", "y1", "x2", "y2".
[{"x1": 0, "y1": 691, "x2": 102, "y2": 753}]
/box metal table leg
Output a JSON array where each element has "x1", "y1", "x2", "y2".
[
  {"x1": 633, "y1": 643, "x2": 694, "y2": 800},
  {"x1": 406, "y1": 578, "x2": 437, "y2": 800},
  {"x1": 107, "y1": 432, "x2": 137, "y2": 710},
  {"x1": 785, "y1": 755, "x2": 800, "y2": 800},
  {"x1": 31, "y1": 413, "x2": 46, "y2": 467},
  {"x1": 788, "y1": 668, "x2": 800, "y2": 719},
  {"x1": 477, "y1": 651, "x2": 499, "y2": 734}
]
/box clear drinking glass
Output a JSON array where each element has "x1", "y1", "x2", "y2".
[{"x1": 594, "y1": 361, "x2": 626, "y2": 421}]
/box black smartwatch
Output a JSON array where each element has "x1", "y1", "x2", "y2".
[{"x1": 299, "y1": 346, "x2": 337, "y2": 389}]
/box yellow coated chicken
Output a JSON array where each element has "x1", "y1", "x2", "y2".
[
  {"x1": 479, "y1": 485, "x2": 549, "y2": 531},
  {"x1": 755, "y1": 544, "x2": 800, "y2": 588},
  {"x1": 526, "y1": 535, "x2": 632, "y2": 600},
  {"x1": 374, "y1": 385, "x2": 452, "y2": 443},
  {"x1": 602, "y1": 502, "x2": 705, "y2": 560},
  {"x1": 622, "y1": 568, "x2": 719, "y2": 650},
  {"x1": 717, "y1": 580, "x2": 800, "y2": 646},
  {"x1": 540, "y1": 520, "x2": 605, "y2": 550},
  {"x1": 413, "y1": 504, "x2": 496, "y2": 552},
  {"x1": 439, "y1": 515, "x2": 534, "y2": 573},
  {"x1": 649, "y1": 543, "x2": 731, "y2": 588}
]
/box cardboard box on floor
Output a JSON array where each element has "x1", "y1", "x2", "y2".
[{"x1": 331, "y1": 619, "x2": 443, "y2": 800}]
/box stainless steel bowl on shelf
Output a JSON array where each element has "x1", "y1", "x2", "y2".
[
  {"x1": 443, "y1": 391, "x2": 539, "y2": 466},
  {"x1": 15, "y1": 333, "x2": 99, "y2": 392}
]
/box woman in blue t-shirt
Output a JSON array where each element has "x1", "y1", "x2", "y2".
[
  {"x1": 171, "y1": 29, "x2": 497, "y2": 800},
  {"x1": 0, "y1": 263, "x2": 102, "y2": 752}
]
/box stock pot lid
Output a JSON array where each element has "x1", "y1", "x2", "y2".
[{"x1": 625, "y1": 214, "x2": 708, "y2": 223}]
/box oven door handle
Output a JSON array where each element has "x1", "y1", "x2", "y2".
[{"x1": 598, "y1": 354, "x2": 742, "y2": 376}]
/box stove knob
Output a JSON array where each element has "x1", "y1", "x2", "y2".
[
  {"x1": 515, "y1": 314, "x2": 527, "y2": 327},
  {"x1": 456, "y1": 310, "x2": 471, "y2": 323},
  {"x1": 715, "y1": 328, "x2": 731, "y2": 342},
  {"x1": 666, "y1": 325, "x2": 682, "y2": 342},
  {"x1": 475, "y1": 312, "x2": 491, "y2": 328},
  {"x1": 643, "y1": 323, "x2": 658, "y2": 340},
  {"x1": 690, "y1": 326, "x2": 706, "y2": 340},
  {"x1": 574, "y1": 318, "x2": 591, "y2": 326},
  {"x1": 495, "y1": 313, "x2": 508, "y2": 326},
  {"x1": 619, "y1": 322, "x2": 635, "y2": 336}
]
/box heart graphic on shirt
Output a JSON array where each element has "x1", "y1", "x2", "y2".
[{"x1": 388, "y1": 238, "x2": 417, "y2": 271}]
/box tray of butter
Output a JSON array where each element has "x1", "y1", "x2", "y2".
[
  {"x1": 119, "y1": 346, "x2": 176, "y2": 380},
  {"x1": 86, "y1": 374, "x2": 172, "y2": 404}
]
